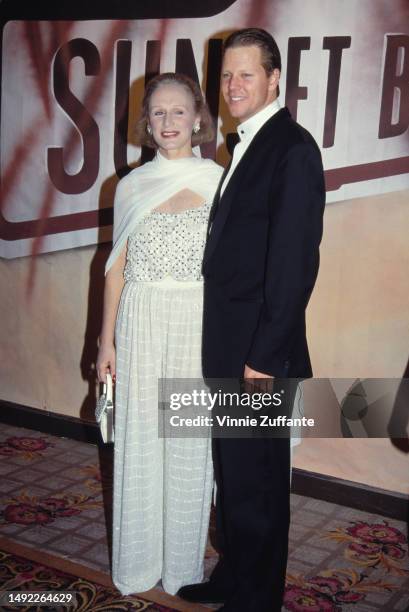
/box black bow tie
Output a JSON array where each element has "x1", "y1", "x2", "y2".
[{"x1": 226, "y1": 132, "x2": 240, "y2": 155}]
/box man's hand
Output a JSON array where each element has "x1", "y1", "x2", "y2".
[
  {"x1": 244, "y1": 365, "x2": 273, "y2": 379},
  {"x1": 243, "y1": 364, "x2": 274, "y2": 392}
]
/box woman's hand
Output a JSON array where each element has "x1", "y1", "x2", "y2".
[
  {"x1": 96, "y1": 243, "x2": 126, "y2": 384},
  {"x1": 96, "y1": 342, "x2": 116, "y2": 383}
]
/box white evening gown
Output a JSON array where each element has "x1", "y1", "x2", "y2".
[{"x1": 112, "y1": 202, "x2": 213, "y2": 595}]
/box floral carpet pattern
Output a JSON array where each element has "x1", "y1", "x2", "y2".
[
  {"x1": 0, "y1": 425, "x2": 408, "y2": 611},
  {"x1": 0, "y1": 436, "x2": 55, "y2": 460},
  {"x1": 1, "y1": 492, "x2": 101, "y2": 527},
  {"x1": 284, "y1": 502, "x2": 409, "y2": 612},
  {"x1": 0, "y1": 549, "x2": 178, "y2": 611},
  {"x1": 326, "y1": 521, "x2": 408, "y2": 575}
]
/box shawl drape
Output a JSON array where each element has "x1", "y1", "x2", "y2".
[{"x1": 105, "y1": 152, "x2": 223, "y2": 273}]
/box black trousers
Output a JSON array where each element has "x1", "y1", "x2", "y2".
[{"x1": 209, "y1": 380, "x2": 293, "y2": 611}]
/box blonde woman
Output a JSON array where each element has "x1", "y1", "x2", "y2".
[{"x1": 97, "y1": 73, "x2": 223, "y2": 595}]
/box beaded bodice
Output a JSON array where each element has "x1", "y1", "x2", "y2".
[{"x1": 123, "y1": 202, "x2": 211, "y2": 282}]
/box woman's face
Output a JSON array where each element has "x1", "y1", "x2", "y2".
[{"x1": 148, "y1": 83, "x2": 199, "y2": 159}]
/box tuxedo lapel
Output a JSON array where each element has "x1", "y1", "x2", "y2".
[
  {"x1": 203, "y1": 107, "x2": 289, "y2": 267},
  {"x1": 207, "y1": 159, "x2": 232, "y2": 235},
  {"x1": 203, "y1": 177, "x2": 235, "y2": 267}
]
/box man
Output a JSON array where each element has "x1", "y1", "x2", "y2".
[{"x1": 178, "y1": 28, "x2": 325, "y2": 611}]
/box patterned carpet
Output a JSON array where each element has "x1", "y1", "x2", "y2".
[
  {"x1": 0, "y1": 547, "x2": 178, "y2": 611},
  {"x1": 0, "y1": 424, "x2": 408, "y2": 611}
]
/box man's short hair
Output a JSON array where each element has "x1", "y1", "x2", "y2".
[{"x1": 223, "y1": 28, "x2": 281, "y2": 75}]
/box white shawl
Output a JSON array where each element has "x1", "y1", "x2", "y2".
[{"x1": 105, "y1": 152, "x2": 223, "y2": 273}]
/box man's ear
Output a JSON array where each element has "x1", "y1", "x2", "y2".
[{"x1": 268, "y1": 68, "x2": 280, "y2": 92}]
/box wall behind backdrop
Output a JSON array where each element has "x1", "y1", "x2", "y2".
[{"x1": 1, "y1": 0, "x2": 409, "y2": 494}]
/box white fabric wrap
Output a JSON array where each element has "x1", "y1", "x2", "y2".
[{"x1": 105, "y1": 153, "x2": 223, "y2": 274}]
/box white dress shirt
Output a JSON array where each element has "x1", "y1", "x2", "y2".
[{"x1": 220, "y1": 99, "x2": 281, "y2": 196}]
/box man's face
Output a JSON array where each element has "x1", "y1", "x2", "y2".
[{"x1": 221, "y1": 45, "x2": 279, "y2": 122}]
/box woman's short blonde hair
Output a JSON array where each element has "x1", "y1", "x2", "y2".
[{"x1": 135, "y1": 73, "x2": 215, "y2": 148}]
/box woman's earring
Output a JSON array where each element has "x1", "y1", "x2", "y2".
[
  {"x1": 147, "y1": 125, "x2": 152, "y2": 135},
  {"x1": 193, "y1": 124, "x2": 200, "y2": 134}
]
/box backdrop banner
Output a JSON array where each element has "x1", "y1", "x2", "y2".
[{"x1": 1, "y1": 0, "x2": 409, "y2": 258}]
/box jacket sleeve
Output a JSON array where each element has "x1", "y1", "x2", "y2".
[{"x1": 246, "y1": 141, "x2": 325, "y2": 376}]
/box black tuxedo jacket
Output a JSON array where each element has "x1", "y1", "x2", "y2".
[{"x1": 202, "y1": 107, "x2": 325, "y2": 379}]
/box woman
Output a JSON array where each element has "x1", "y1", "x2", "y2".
[{"x1": 96, "y1": 73, "x2": 223, "y2": 595}]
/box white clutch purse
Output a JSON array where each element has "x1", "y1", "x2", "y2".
[{"x1": 95, "y1": 372, "x2": 115, "y2": 443}]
